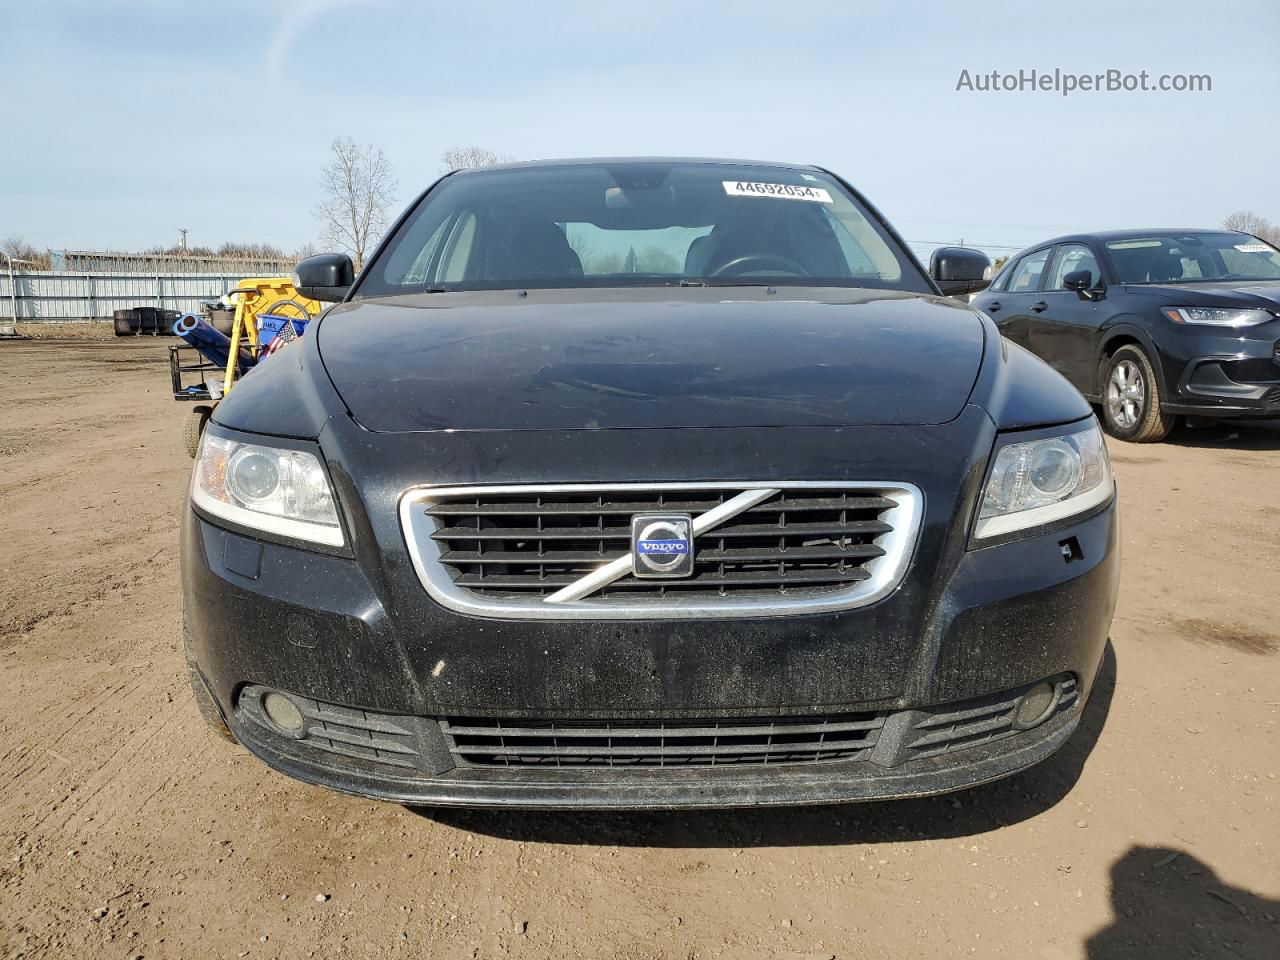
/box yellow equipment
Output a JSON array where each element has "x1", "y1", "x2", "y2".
[{"x1": 220, "y1": 276, "x2": 322, "y2": 395}]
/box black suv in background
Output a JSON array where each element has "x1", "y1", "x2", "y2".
[{"x1": 972, "y1": 230, "x2": 1280, "y2": 442}]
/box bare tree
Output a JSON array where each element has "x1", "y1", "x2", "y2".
[
  {"x1": 314, "y1": 137, "x2": 398, "y2": 269},
  {"x1": 2, "y1": 236, "x2": 50, "y2": 270},
  {"x1": 1223, "y1": 211, "x2": 1280, "y2": 245},
  {"x1": 440, "y1": 146, "x2": 511, "y2": 172}
]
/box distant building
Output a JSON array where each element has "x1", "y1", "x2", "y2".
[{"x1": 50, "y1": 250, "x2": 298, "y2": 275}]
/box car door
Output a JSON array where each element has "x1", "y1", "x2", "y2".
[
  {"x1": 1027, "y1": 243, "x2": 1105, "y2": 394},
  {"x1": 986, "y1": 247, "x2": 1052, "y2": 348}
]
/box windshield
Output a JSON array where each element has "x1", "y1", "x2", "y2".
[
  {"x1": 1104, "y1": 232, "x2": 1280, "y2": 284},
  {"x1": 354, "y1": 162, "x2": 930, "y2": 297}
]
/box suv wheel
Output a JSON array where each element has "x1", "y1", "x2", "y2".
[{"x1": 1101, "y1": 345, "x2": 1173, "y2": 442}]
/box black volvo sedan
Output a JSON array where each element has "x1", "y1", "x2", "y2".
[
  {"x1": 972, "y1": 229, "x2": 1280, "y2": 442},
  {"x1": 181, "y1": 158, "x2": 1119, "y2": 808}
]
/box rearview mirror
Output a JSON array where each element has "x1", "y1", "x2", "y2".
[
  {"x1": 929, "y1": 246, "x2": 991, "y2": 297},
  {"x1": 294, "y1": 253, "x2": 355, "y2": 302}
]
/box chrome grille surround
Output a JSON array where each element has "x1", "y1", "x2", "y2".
[{"x1": 399, "y1": 482, "x2": 923, "y2": 620}]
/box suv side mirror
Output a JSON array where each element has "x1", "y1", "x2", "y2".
[
  {"x1": 294, "y1": 253, "x2": 355, "y2": 302},
  {"x1": 929, "y1": 246, "x2": 992, "y2": 297},
  {"x1": 1062, "y1": 269, "x2": 1106, "y2": 301}
]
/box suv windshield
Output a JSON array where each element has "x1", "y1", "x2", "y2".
[
  {"x1": 1105, "y1": 232, "x2": 1280, "y2": 284},
  {"x1": 355, "y1": 162, "x2": 929, "y2": 297}
]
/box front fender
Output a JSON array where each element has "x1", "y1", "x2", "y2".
[
  {"x1": 1095, "y1": 318, "x2": 1168, "y2": 396},
  {"x1": 969, "y1": 311, "x2": 1092, "y2": 430}
]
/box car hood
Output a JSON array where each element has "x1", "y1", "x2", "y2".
[
  {"x1": 316, "y1": 287, "x2": 987, "y2": 432},
  {"x1": 1121, "y1": 279, "x2": 1280, "y2": 309}
]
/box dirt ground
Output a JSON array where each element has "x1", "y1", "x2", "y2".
[{"x1": 1, "y1": 337, "x2": 1277, "y2": 960}]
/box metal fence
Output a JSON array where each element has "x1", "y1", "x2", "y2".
[
  {"x1": 0, "y1": 270, "x2": 281, "y2": 322},
  {"x1": 53, "y1": 250, "x2": 299, "y2": 275}
]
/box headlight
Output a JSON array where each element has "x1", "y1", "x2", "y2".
[
  {"x1": 974, "y1": 420, "x2": 1113, "y2": 541},
  {"x1": 1161, "y1": 306, "x2": 1273, "y2": 327},
  {"x1": 191, "y1": 432, "x2": 343, "y2": 546}
]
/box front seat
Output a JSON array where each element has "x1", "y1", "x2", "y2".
[
  {"x1": 492, "y1": 221, "x2": 584, "y2": 279},
  {"x1": 1146, "y1": 253, "x2": 1185, "y2": 283}
]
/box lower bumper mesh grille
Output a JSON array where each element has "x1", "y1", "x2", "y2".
[
  {"x1": 903, "y1": 675, "x2": 1078, "y2": 761},
  {"x1": 440, "y1": 714, "x2": 888, "y2": 768},
  {"x1": 234, "y1": 675, "x2": 1078, "y2": 777},
  {"x1": 238, "y1": 684, "x2": 422, "y2": 770}
]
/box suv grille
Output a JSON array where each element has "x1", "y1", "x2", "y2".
[
  {"x1": 441, "y1": 713, "x2": 887, "y2": 768},
  {"x1": 401, "y1": 483, "x2": 921, "y2": 619}
]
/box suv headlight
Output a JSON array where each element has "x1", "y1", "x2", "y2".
[
  {"x1": 974, "y1": 419, "x2": 1113, "y2": 541},
  {"x1": 191, "y1": 432, "x2": 344, "y2": 547},
  {"x1": 1161, "y1": 306, "x2": 1273, "y2": 327}
]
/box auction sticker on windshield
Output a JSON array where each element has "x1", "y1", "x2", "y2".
[{"x1": 723, "y1": 180, "x2": 833, "y2": 203}]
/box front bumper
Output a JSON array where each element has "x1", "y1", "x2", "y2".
[
  {"x1": 207, "y1": 672, "x2": 1086, "y2": 809},
  {"x1": 182, "y1": 475, "x2": 1119, "y2": 807},
  {"x1": 1161, "y1": 327, "x2": 1280, "y2": 416}
]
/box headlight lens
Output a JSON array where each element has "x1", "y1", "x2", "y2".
[
  {"x1": 1161, "y1": 306, "x2": 1273, "y2": 327},
  {"x1": 191, "y1": 433, "x2": 343, "y2": 546},
  {"x1": 975, "y1": 420, "x2": 1113, "y2": 541}
]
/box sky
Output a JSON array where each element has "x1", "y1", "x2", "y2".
[{"x1": 2, "y1": 0, "x2": 1277, "y2": 263}]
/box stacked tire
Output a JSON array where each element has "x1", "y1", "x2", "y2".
[
  {"x1": 112, "y1": 308, "x2": 181, "y2": 336},
  {"x1": 112, "y1": 309, "x2": 138, "y2": 336}
]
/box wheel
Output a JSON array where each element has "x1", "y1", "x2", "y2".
[
  {"x1": 183, "y1": 619, "x2": 236, "y2": 743},
  {"x1": 182, "y1": 405, "x2": 212, "y2": 459},
  {"x1": 1101, "y1": 345, "x2": 1174, "y2": 442}
]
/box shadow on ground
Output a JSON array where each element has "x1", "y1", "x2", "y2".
[
  {"x1": 414, "y1": 643, "x2": 1117, "y2": 848},
  {"x1": 1085, "y1": 845, "x2": 1279, "y2": 959},
  {"x1": 1166, "y1": 418, "x2": 1280, "y2": 451}
]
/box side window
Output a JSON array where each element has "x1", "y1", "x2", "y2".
[
  {"x1": 438, "y1": 213, "x2": 477, "y2": 282},
  {"x1": 989, "y1": 259, "x2": 1014, "y2": 291},
  {"x1": 1048, "y1": 243, "x2": 1101, "y2": 290},
  {"x1": 1007, "y1": 248, "x2": 1051, "y2": 292},
  {"x1": 821, "y1": 209, "x2": 878, "y2": 277},
  {"x1": 397, "y1": 216, "x2": 453, "y2": 284}
]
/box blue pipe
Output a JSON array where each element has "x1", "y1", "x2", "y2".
[{"x1": 173, "y1": 314, "x2": 256, "y2": 370}]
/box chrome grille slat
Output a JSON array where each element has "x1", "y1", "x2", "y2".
[
  {"x1": 400, "y1": 482, "x2": 923, "y2": 620},
  {"x1": 425, "y1": 495, "x2": 898, "y2": 516},
  {"x1": 454, "y1": 568, "x2": 872, "y2": 589}
]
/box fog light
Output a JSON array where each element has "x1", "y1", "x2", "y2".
[
  {"x1": 1014, "y1": 681, "x2": 1056, "y2": 729},
  {"x1": 262, "y1": 692, "x2": 305, "y2": 737}
]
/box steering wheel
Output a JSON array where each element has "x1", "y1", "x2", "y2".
[{"x1": 709, "y1": 254, "x2": 809, "y2": 278}]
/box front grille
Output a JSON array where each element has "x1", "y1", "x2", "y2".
[
  {"x1": 401, "y1": 483, "x2": 921, "y2": 619},
  {"x1": 441, "y1": 713, "x2": 888, "y2": 768}
]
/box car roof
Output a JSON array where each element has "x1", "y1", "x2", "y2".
[
  {"x1": 1001, "y1": 228, "x2": 1253, "y2": 262},
  {"x1": 449, "y1": 157, "x2": 823, "y2": 175}
]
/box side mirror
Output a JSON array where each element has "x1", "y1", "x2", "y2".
[
  {"x1": 1063, "y1": 269, "x2": 1106, "y2": 301},
  {"x1": 1063, "y1": 270, "x2": 1092, "y2": 291},
  {"x1": 293, "y1": 253, "x2": 354, "y2": 302},
  {"x1": 929, "y1": 246, "x2": 992, "y2": 297}
]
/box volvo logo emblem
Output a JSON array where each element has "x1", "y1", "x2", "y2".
[{"x1": 631, "y1": 514, "x2": 694, "y2": 579}]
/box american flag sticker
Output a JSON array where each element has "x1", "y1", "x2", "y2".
[{"x1": 262, "y1": 319, "x2": 301, "y2": 358}]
